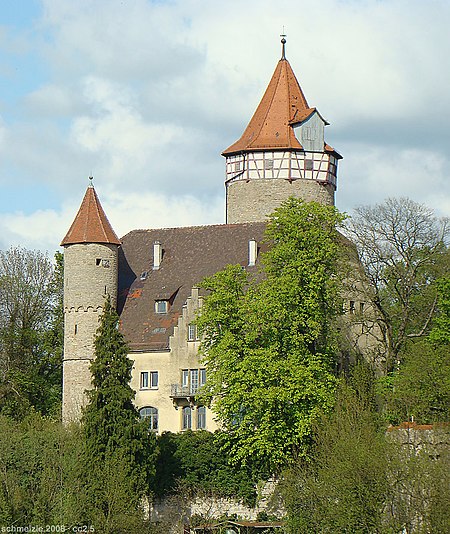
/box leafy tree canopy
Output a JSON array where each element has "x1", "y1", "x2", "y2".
[
  {"x1": 346, "y1": 197, "x2": 449, "y2": 370},
  {"x1": 382, "y1": 277, "x2": 450, "y2": 423},
  {"x1": 197, "y1": 198, "x2": 346, "y2": 473},
  {"x1": 0, "y1": 248, "x2": 63, "y2": 417}
]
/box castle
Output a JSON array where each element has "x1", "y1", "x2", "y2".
[{"x1": 61, "y1": 39, "x2": 346, "y2": 429}]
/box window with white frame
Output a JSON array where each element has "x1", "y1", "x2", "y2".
[
  {"x1": 197, "y1": 406, "x2": 206, "y2": 429},
  {"x1": 139, "y1": 406, "x2": 158, "y2": 431},
  {"x1": 200, "y1": 368, "x2": 206, "y2": 387},
  {"x1": 140, "y1": 371, "x2": 159, "y2": 389},
  {"x1": 190, "y1": 369, "x2": 199, "y2": 394},
  {"x1": 182, "y1": 406, "x2": 192, "y2": 430},
  {"x1": 187, "y1": 323, "x2": 198, "y2": 341},
  {"x1": 180, "y1": 368, "x2": 206, "y2": 394},
  {"x1": 155, "y1": 300, "x2": 168, "y2": 314}
]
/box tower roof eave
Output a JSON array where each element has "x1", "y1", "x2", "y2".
[{"x1": 61, "y1": 186, "x2": 121, "y2": 246}]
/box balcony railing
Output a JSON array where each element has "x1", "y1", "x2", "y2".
[{"x1": 170, "y1": 384, "x2": 203, "y2": 398}]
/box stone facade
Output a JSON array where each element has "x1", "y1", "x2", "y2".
[
  {"x1": 226, "y1": 177, "x2": 335, "y2": 223},
  {"x1": 62, "y1": 242, "x2": 118, "y2": 423}
]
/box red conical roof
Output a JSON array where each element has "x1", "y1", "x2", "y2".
[
  {"x1": 223, "y1": 57, "x2": 318, "y2": 155},
  {"x1": 61, "y1": 185, "x2": 121, "y2": 246}
]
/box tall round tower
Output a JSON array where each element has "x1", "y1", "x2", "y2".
[
  {"x1": 61, "y1": 181, "x2": 121, "y2": 424},
  {"x1": 222, "y1": 38, "x2": 342, "y2": 223}
]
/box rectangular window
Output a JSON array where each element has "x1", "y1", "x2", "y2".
[
  {"x1": 140, "y1": 372, "x2": 149, "y2": 389},
  {"x1": 190, "y1": 369, "x2": 199, "y2": 394},
  {"x1": 200, "y1": 369, "x2": 206, "y2": 387},
  {"x1": 182, "y1": 406, "x2": 192, "y2": 430},
  {"x1": 182, "y1": 369, "x2": 189, "y2": 388},
  {"x1": 360, "y1": 302, "x2": 365, "y2": 314},
  {"x1": 197, "y1": 406, "x2": 206, "y2": 429},
  {"x1": 187, "y1": 324, "x2": 197, "y2": 341},
  {"x1": 155, "y1": 300, "x2": 168, "y2": 314},
  {"x1": 265, "y1": 158, "x2": 274, "y2": 170},
  {"x1": 150, "y1": 371, "x2": 159, "y2": 389},
  {"x1": 305, "y1": 159, "x2": 314, "y2": 171},
  {"x1": 140, "y1": 371, "x2": 158, "y2": 389},
  {"x1": 349, "y1": 301, "x2": 355, "y2": 314}
]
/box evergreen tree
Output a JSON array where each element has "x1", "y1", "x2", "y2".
[{"x1": 81, "y1": 297, "x2": 156, "y2": 532}]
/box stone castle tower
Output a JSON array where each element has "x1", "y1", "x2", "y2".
[
  {"x1": 61, "y1": 39, "x2": 342, "y2": 424},
  {"x1": 223, "y1": 38, "x2": 342, "y2": 224},
  {"x1": 60, "y1": 182, "x2": 121, "y2": 424}
]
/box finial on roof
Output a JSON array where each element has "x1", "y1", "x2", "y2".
[
  {"x1": 280, "y1": 32, "x2": 286, "y2": 60},
  {"x1": 88, "y1": 175, "x2": 94, "y2": 188}
]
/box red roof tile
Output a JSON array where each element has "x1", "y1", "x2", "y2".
[
  {"x1": 61, "y1": 186, "x2": 121, "y2": 246},
  {"x1": 223, "y1": 58, "x2": 316, "y2": 155}
]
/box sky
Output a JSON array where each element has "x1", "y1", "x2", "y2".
[{"x1": 0, "y1": 0, "x2": 449, "y2": 253}]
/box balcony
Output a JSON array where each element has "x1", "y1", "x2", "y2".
[{"x1": 170, "y1": 384, "x2": 201, "y2": 398}]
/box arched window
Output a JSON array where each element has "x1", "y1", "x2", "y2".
[
  {"x1": 139, "y1": 406, "x2": 158, "y2": 431},
  {"x1": 197, "y1": 406, "x2": 206, "y2": 429},
  {"x1": 182, "y1": 406, "x2": 192, "y2": 430}
]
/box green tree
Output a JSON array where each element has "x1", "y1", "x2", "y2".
[
  {"x1": 383, "y1": 277, "x2": 450, "y2": 423},
  {"x1": 429, "y1": 276, "x2": 450, "y2": 344},
  {"x1": 346, "y1": 197, "x2": 449, "y2": 370},
  {"x1": 81, "y1": 297, "x2": 156, "y2": 533},
  {"x1": 283, "y1": 367, "x2": 450, "y2": 533},
  {"x1": 198, "y1": 199, "x2": 345, "y2": 473},
  {"x1": 0, "y1": 247, "x2": 62, "y2": 417},
  {"x1": 283, "y1": 373, "x2": 391, "y2": 533},
  {"x1": 153, "y1": 430, "x2": 258, "y2": 505}
]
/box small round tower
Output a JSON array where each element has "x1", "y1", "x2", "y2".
[
  {"x1": 61, "y1": 180, "x2": 121, "y2": 424},
  {"x1": 222, "y1": 38, "x2": 342, "y2": 223}
]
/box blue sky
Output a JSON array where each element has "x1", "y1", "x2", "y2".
[{"x1": 0, "y1": 0, "x2": 449, "y2": 252}]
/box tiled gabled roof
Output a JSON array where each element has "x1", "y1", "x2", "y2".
[
  {"x1": 222, "y1": 57, "x2": 317, "y2": 155},
  {"x1": 61, "y1": 185, "x2": 121, "y2": 246},
  {"x1": 118, "y1": 223, "x2": 268, "y2": 351}
]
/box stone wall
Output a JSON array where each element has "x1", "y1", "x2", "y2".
[
  {"x1": 62, "y1": 242, "x2": 119, "y2": 423},
  {"x1": 147, "y1": 478, "x2": 283, "y2": 533},
  {"x1": 226, "y1": 178, "x2": 334, "y2": 224}
]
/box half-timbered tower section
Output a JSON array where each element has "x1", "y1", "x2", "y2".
[{"x1": 223, "y1": 38, "x2": 342, "y2": 224}]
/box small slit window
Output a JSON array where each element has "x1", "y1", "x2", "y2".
[
  {"x1": 96, "y1": 258, "x2": 101, "y2": 266},
  {"x1": 349, "y1": 301, "x2": 355, "y2": 314}
]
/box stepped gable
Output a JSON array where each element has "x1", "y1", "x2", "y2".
[
  {"x1": 118, "y1": 223, "x2": 267, "y2": 351},
  {"x1": 61, "y1": 185, "x2": 121, "y2": 246}
]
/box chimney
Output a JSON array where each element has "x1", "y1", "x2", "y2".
[
  {"x1": 248, "y1": 239, "x2": 257, "y2": 266},
  {"x1": 153, "y1": 241, "x2": 162, "y2": 270}
]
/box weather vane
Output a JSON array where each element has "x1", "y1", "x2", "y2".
[
  {"x1": 88, "y1": 175, "x2": 94, "y2": 187},
  {"x1": 280, "y1": 27, "x2": 287, "y2": 59}
]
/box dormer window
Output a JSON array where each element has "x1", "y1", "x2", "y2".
[{"x1": 155, "y1": 300, "x2": 168, "y2": 314}]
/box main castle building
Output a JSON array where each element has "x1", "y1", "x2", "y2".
[{"x1": 61, "y1": 40, "x2": 345, "y2": 429}]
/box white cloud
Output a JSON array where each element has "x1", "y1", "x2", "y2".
[{"x1": 0, "y1": 0, "x2": 449, "y2": 250}]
